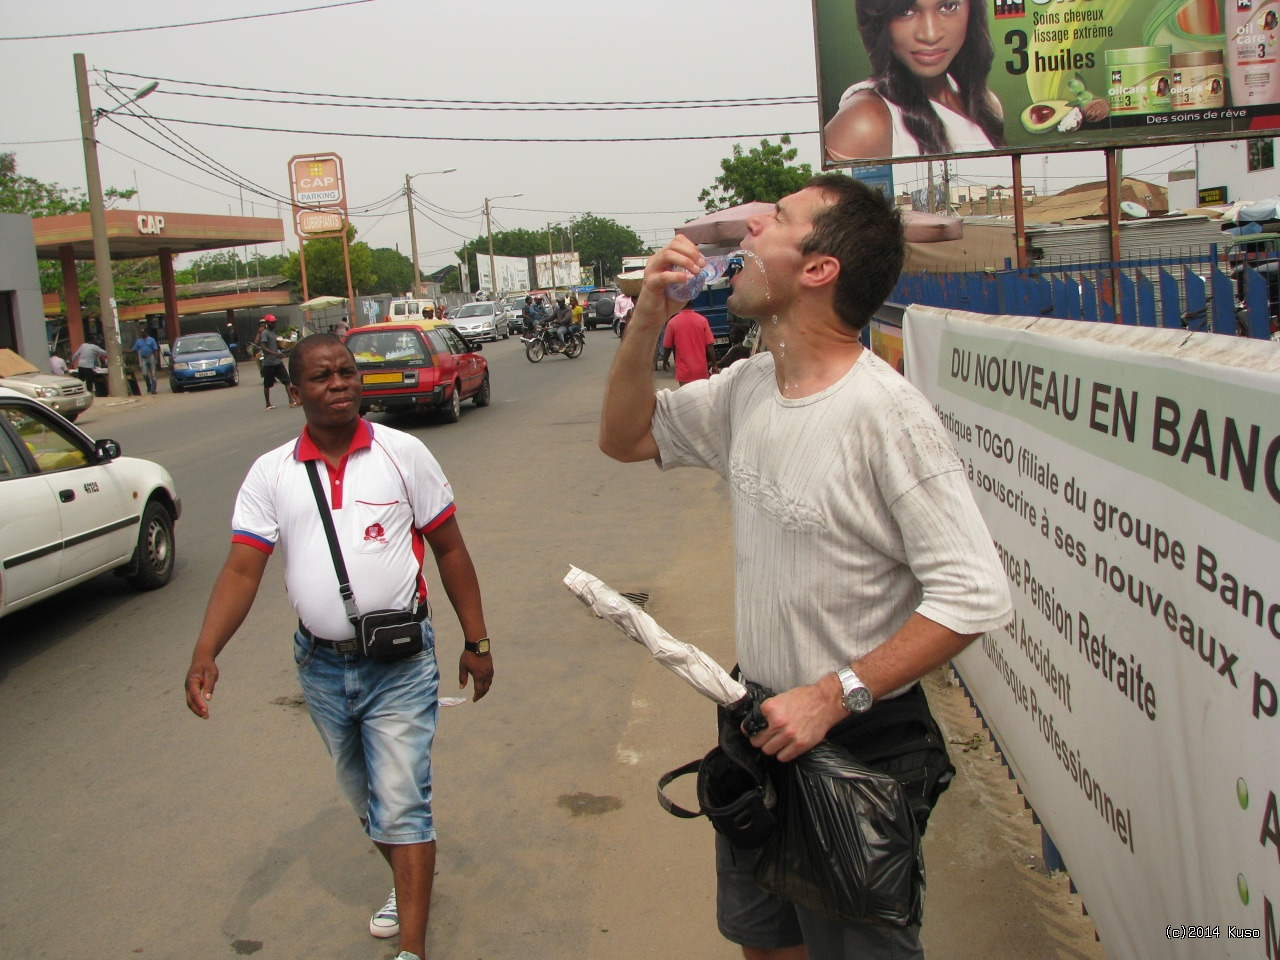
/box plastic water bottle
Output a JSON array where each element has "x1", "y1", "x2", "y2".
[{"x1": 666, "y1": 254, "x2": 743, "y2": 301}]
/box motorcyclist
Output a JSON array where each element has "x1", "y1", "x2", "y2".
[
  {"x1": 521, "y1": 296, "x2": 538, "y2": 336},
  {"x1": 552, "y1": 297, "x2": 573, "y2": 348}
]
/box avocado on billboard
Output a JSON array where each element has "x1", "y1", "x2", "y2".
[{"x1": 815, "y1": 0, "x2": 1280, "y2": 167}]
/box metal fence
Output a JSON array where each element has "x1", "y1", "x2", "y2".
[{"x1": 891, "y1": 239, "x2": 1279, "y2": 339}]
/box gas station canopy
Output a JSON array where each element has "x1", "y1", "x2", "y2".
[{"x1": 33, "y1": 210, "x2": 284, "y2": 260}]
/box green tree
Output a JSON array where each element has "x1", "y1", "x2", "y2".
[
  {"x1": 281, "y1": 224, "x2": 375, "y2": 296},
  {"x1": 697, "y1": 135, "x2": 813, "y2": 213},
  {"x1": 0, "y1": 151, "x2": 135, "y2": 216},
  {"x1": 177, "y1": 250, "x2": 290, "y2": 285},
  {"x1": 367, "y1": 247, "x2": 415, "y2": 296}
]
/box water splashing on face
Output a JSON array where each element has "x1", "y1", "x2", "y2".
[{"x1": 737, "y1": 249, "x2": 770, "y2": 301}]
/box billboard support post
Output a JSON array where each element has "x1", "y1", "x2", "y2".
[
  {"x1": 1011, "y1": 155, "x2": 1027, "y2": 271},
  {"x1": 1106, "y1": 148, "x2": 1123, "y2": 323}
]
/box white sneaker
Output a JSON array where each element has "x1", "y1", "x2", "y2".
[
  {"x1": 369, "y1": 887, "x2": 398, "y2": 938},
  {"x1": 395, "y1": 953, "x2": 422, "y2": 960}
]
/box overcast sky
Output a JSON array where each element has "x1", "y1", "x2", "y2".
[{"x1": 2, "y1": 0, "x2": 1198, "y2": 275}]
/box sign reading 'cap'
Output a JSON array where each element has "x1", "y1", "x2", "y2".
[{"x1": 290, "y1": 155, "x2": 344, "y2": 206}]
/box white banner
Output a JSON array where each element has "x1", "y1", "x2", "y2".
[
  {"x1": 904, "y1": 308, "x2": 1280, "y2": 960},
  {"x1": 474, "y1": 255, "x2": 529, "y2": 297}
]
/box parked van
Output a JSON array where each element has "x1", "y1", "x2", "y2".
[{"x1": 384, "y1": 298, "x2": 439, "y2": 323}]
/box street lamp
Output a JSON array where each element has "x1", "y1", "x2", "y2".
[
  {"x1": 484, "y1": 194, "x2": 522, "y2": 301},
  {"x1": 74, "y1": 54, "x2": 157, "y2": 398},
  {"x1": 405, "y1": 168, "x2": 456, "y2": 298}
]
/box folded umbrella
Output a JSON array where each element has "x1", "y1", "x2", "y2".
[{"x1": 563, "y1": 566, "x2": 746, "y2": 707}]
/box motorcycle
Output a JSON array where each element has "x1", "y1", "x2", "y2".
[{"x1": 523, "y1": 323, "x2": 584, "y2": 362}]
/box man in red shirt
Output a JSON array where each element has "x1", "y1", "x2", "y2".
[{"x1": 661, "y1": 307, "x2": 718, "y2": 386}]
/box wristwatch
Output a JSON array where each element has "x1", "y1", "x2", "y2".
[
  {"x1": 836, "y1": 666, "x2": 873, "y2": 714},
  {"x1": 464, "y1": 637, "x2": 491, "y2": 655}
]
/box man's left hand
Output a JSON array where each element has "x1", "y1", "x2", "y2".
[
  {"x1": 747, "y1": 675, "x2": 846, "y2": 763},
  {"x1": 460, "y1": 651, "x2": 494, "y2": 701}
]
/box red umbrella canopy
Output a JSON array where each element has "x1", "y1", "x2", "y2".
[{"x1": 676, "y1": 200, "x2": 960, "y2": 245}]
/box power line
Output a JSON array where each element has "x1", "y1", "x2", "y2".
[
  {"x1": 0, "y1": 0, "x2": 378, "y2": 41},
  {"x1": 124, "y1": 113, "x2": 821, "y2": 144},
  {"x1": 149, "y1": 88, "x2": 811, "y2": 114},
  {"x1": 100, "y1": 70, "x2": 815, "y2": 108}
]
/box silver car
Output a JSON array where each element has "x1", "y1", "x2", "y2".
[
  {"x1": 450, "y1": 301, "x2": 510, "y2": 342},
  {"x1": 0, "y1": 348, "x2": 93, "y2": 422}
]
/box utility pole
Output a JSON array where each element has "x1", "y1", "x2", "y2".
[
  {"x1": 405, "y1": 169, "x2": 456, "y2": 299},
  {"x1": 483, "y1": 193, "x2": 521, "y2": 300},
  {"x1": 485, "y1": 198, "x2": 496, "y2": 301},
  {"x1": 74, "y1": 53, "x2": 126, "y2": 398},
  {"x1": 406, "y1": 174, "x2": 422, "y2": 298}
]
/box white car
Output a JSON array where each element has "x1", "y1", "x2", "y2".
[
  {"x1": 450, "y1": 301, "x2": 510, "y2": 342},
  {"x1": 0, "y1": 388, "x2": 180, "y2": 618},
  {"x1": 0, "y1": 348, "x2": 93, "y2": 422}
]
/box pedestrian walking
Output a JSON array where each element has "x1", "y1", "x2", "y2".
[
  {"x1": 132, "y1": 327, "x2": 160, "y2": 395},
  {"x1": 258, "y1": 315, "x2": 297, "y2": 410},
  {"x1": 184, "y1": 333, "x2": 495, "y2": 960}
]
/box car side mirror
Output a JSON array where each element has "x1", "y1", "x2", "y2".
[
  {"x1": 94, "y1": 438, "x2": 122, "y2": 462},
  {"x1": 469, "y1": 341, "x2": 483, "y2": 352}
]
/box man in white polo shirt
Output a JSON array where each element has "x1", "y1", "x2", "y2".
[
  {"x1": 599, "y1": 176, "x2": 1011, "y2": 960},
  {"x1": 184, "y1": 333, "x2": 494, "y2": 960}
]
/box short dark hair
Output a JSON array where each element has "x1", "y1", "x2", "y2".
[
  {"x1": 800, "y1": 173, "x2": 904, "y2": 331},
  {"x1": 288, "y1": 332, "x2": 350, "y2": 382}
]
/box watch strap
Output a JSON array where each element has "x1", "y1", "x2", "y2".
[{"x1": 464, "y1": 637, "x2": 491, "y2": 655}]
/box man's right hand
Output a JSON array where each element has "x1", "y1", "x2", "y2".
[{"x1": 185, "y1": 656, "x2": 220, "y2": 719}]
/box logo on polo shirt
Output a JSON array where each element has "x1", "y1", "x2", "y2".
[{"x1": 363, "y1": 522, "x2": 387, "y2": 544}]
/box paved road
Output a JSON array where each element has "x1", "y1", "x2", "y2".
[{"x1": 0, "y1": 330, "x2": 1106, "y2": 959}]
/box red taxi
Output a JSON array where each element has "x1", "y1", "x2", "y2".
[{"x1": 343, "y1": 322, "x2": 489, "y2": 423}]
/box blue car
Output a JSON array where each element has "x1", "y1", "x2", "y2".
[{"x1": 169, "y1": 334, "x2": 239, "y2": 392}]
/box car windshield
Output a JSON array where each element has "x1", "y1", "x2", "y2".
[
  {"x1": 454, "y1": 303, "x2": 492, "y2": 318},
  {"x1": 174, "y1": 336, "x2": 227, "y2": 355},
  {"x1": 346, "y1": 330, "x2": 428, "y2": 364}
]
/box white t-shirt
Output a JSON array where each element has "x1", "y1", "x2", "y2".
[
  {"x1": 652, "y1": 349, "x2": 1012, "y2": 694},
  {"x1": 232, "y1": 419, "x2": 455, "y2": 639}
]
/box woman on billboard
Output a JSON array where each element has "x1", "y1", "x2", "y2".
[{"x1": 824, "y1": 0, "x2": 1005, "y2": 161}]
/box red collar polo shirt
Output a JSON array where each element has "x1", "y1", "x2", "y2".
[{"x1": 230, "y1": 418, "x2": 456, "y2": 640}]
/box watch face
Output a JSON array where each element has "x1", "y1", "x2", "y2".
[{"x1": 844, "y1": 685, "x2": 873, "y2": 713}]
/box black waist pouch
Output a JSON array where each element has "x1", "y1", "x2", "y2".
[
  {"x1": 752, "y1": 683, "x2": 954, "y2": 927},
  {"x1": 356, "y1": 609, "x2": 423, "y2": 661}
]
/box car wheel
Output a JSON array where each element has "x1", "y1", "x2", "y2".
[
  {"x1": 170, "y1": 380, "x2": 183, "y2": 393},
  {"x1": 474, "y1": 371, "x2": 491, "y2": 407},
  {"x1": 128, "y1": 500, "x2": 175, "y2": 590},
  {"x1": 65, "y1": 411, "x2": 80, "y2": 423},
  {"x1": 229, "y1": 366, "x2": 240, "y2": 387},
  {"x1": 441, "y1": 382, "x2": 462, "y2": 423}
]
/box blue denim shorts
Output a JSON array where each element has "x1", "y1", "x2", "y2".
[{"x1": 293, "y1": 620, "x2": 440, "y2": 844}]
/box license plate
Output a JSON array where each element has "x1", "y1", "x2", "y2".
[
  {"x1": 363, "y1": 372, "x2": 403, "y2": 385},
  {"x1": 75, "y1": 396, "x2": 87, "y2": 407},
  {"x1": 195, "y1": 371, "x2": 216, "y2": 378}
]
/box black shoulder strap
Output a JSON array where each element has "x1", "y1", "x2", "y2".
[
  {"x1": 657, "y1": 759, "x2": 705, "y2": 819},
  {"x1": 305, "y1": 459, "x2": 361, "y2": 626}
]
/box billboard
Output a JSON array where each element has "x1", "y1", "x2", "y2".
[
  {"x1": 474, "y1": 255, "x2": 531, "y2": 296},
  {"x1": 534, "y1": 252, "x2": 581, "y2": 289},
  {"x1": 815, "y1": 0, "x2": 1280, "y2": 167}
]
